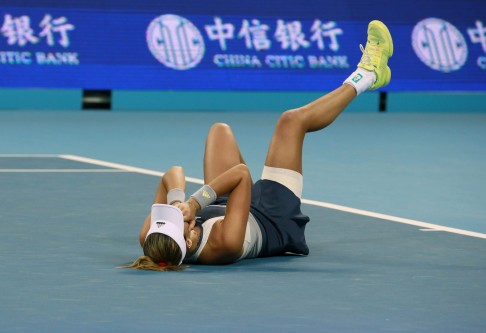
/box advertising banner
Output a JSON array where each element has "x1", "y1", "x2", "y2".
[{"x1": 1, "y1": 0, "x2": 485, "y2": 91}]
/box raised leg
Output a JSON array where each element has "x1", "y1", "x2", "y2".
[
  {"x1": 203, "y1": 123, "x2": 247, "y2": 184},
  {"x1": 265, "y1": 19, "x2": 394, "y2": 175},
  {"x1": 264, "y1": 84, "x2": 356, "y2": 174}
]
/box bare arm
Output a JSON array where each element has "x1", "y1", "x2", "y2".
[
  {"x1": 139, "y1": 166, "x2": 186, "y2": 246},
  {"x1": 184, "y1": 163, "x2": 252, "y2": 264}
]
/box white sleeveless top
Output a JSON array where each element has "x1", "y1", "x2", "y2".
[{"x1": 186, "y1": 213, "x2": 263, "y2": 263}]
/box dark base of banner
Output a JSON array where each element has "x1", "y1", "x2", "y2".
[
  {"x1": 379, "y1": 92, "x2": 388, "y2": 112},
  {"x1": 82, "y1": 90, "x2": 111, "y2": 110}
]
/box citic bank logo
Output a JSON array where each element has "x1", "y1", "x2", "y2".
[
  {"x1": 146, "y1": 14, "x2": 205, "y2": 70},
  {"x1": 412, "y1": 18, "x2": 468, "y2": 73}
]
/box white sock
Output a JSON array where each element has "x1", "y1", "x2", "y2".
[{"x1": 343, "y1": 68, "x2": 376, "y2": 95}]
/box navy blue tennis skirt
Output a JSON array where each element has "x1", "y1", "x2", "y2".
[
  {"x1": 250, "y1": 179, "x2": 310, "y2": 257},
  {"x1": 197, "y1": 179, "x2": 310, "y2": 257}
]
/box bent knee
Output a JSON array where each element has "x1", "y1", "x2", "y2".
[
  {"x1": 208, "y1": 123, "x2": 235, "y2": 142},
  {"x1": 210, "y1": 122, "x2": 232, "y2": 133},
  {"x1": 275, "y1": 109, "x2": 305, "y2": 132}
]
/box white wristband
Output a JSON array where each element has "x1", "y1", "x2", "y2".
[
  {"x1": 190, "y1": 185, "x2": 217, "y2": 210},
  {"x1": 167, "y1": 188, "x2": 185, "y2": 205}
]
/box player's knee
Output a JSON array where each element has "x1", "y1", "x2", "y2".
[
  {"x1": 209, "y1": 122, "x2": 232, "y2": 135},
  {"x1": 276, "y1": 109, "x2": 304, "y2": 133}
]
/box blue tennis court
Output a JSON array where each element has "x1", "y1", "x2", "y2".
[
  {"x1": 1, "y1": 1, "x2": 486, "y2": 331},
  {"x1": 1, "y1": 153, "x2": 485, "y2": 332}
]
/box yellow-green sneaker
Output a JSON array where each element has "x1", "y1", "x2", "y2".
[{"x1": 357, "y1": 20, "x2": 394, "y2": 90}]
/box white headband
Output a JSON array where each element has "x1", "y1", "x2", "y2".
[{"x1": 145, "y1": 204, "x2": 186, "y2": 265}]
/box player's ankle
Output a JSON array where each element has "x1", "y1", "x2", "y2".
[{"x1": 343, "y1": 68, "x2": 376, "y2": 95}]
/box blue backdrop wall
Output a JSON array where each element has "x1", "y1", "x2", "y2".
[{"x1": 0, "y1": 1, "x2": 485, "y2": 111}]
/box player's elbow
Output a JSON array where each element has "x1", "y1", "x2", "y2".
[{"x1": 167, "y1": 165, "x2": 184, "y2": 174}]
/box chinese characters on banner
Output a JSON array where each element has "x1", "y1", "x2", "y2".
[
  {"x1": 201, "y1": 17, "x2": 347, "y2": 70},
  {"x1": 0, "y1": 10, "x2": 485, "y2": 90},
  {"x1": 202, "y1": 17, "x2": 343, "y2": 52},
  {"x1": 467, "y1": 20, "x2": 486, "y2": 69},
  {"x1": 0, "y1": 13, "x2": 77, "y2": 65}
]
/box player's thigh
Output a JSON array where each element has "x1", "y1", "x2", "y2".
[
  {"x1": 264, "y1": 110, "x2": 306, "y2": 174},
  {"x1": 204, "y1": 123, "x2": 245, "y2": 183}
]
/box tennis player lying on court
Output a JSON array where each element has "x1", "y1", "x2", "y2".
[{"x1": 122, "y1": 20, "x2": 393, "y2": 271}]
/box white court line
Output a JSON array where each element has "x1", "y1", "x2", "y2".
[
  {"x1": 0, "y1": 169, "x2": 128, "y2": 173},
  {"x1": 52, "y1": 154, "x2": 486, "y2": 240},
  {"x1": 60, "y1": 154, "x2": 204, "y2": 184},
  {"x1": 0, "y1": 154, "x2": 60, "y2": 158},
  {"x1": 301, "y1": 198, "x2": 486, "y2": 239}
]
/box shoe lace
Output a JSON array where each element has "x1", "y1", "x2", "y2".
[{"x1": 359, "y1": 40, "x2": 381, "y2": 68}]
